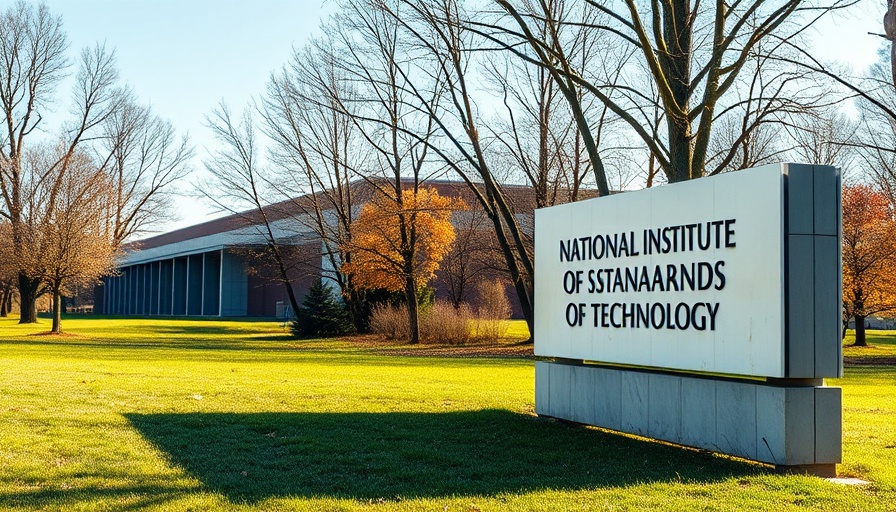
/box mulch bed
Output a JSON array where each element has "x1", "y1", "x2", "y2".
[
  {"x1": 348, "y1": 336, "x2": 896, "y2": 366},
  {"x1": 347, "y1": 335, "x2": 534, "y2": 358},
  {"x1": 28, "y1": 331, "x2": 79, "y2": 337},
  {"x1": 374, "y1": 344, "x2": 534, "y2": 358},
  {"x1": 843, "y1": 356, "x2": 896, "y2": 367}
]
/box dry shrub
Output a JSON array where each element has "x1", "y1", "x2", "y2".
[
  {"x1": 474, "y1": 281, "x2": 512, "y2": 343},
  {"x1": 369, "y1": 304, "x2": 409, "y2": 340},
  {"x1": 370, "y1": 300, "x2": 476, "y2": 345},
  {"x1": 421, "y1": 300, "x2": 473, "y2": 345},
  {"x1": 371, "y1": 296, "x2": 506, "y2": 345}
]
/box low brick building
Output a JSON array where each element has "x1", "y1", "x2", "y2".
[{"x1": 94, "y1": 179, "x2": 542, "y2": 319}]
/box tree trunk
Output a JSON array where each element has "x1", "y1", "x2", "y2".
[
  {"x1": 266, "y1": 244, "x2": 301, "y2": 317},
  {"x1": 0, "y1": 288, "x2": 8, "y2": 317},
  {"x1": 487, "y1": 214, "x2": 534, "y2": 343},
  {"x1": 510, "y1": 276, "x2": 534, "y2": 343},
  {"x1": 853, "y1": 315, "x2": 867, "y2": 346},
  {"x1": 17, "y1": 272, "x2": 40, "y2": 324},
  {"x1": 884, "y1": 0, "x2": 896, "y2": 90},
  {"x1": 667, "y1": 120, "x2": 693, "y2": 182},
  {"x1": 659, "y1": 0, "x2": 695, "y2": 182},
  {"x1": 51, "y1": 289, "x2": 62, "y2": 334},
  {"x1": 405, "y1": 276, "x2": 420, "y2": 345},
  {"x1": 347, "y1": 287, "x2": 370, "y2": 334}
]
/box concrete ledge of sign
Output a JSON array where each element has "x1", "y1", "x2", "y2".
[
  {"x1": 535, "y1": 361, "x2": 842, "y2": 476},
  {"x1": 825, "y1": 477, "x2": 871, "y2": 486}
]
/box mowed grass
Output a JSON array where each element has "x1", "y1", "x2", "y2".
[
  {"x1": 843, "y1": 329, "x2": 896, "y2": 360},
  {"x1": 0, "y1": 316, "x2": 892, "y2": 511}
]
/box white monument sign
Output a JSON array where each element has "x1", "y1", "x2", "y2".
[
  {"x1": 535, "y1": 165, "x2": 784, "y2": 377},
  {"x1": 533, "y1": 163, "x2": 842, "y2": 474}
]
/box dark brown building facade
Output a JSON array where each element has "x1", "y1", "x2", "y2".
[{"x1": 95, "y1": 179, "x2": 537, "y2": 318}]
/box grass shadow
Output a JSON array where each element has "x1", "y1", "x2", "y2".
[
  {"x1": 0, "y1": 480, "x2": 188, "y2": 510},
  {"x1": 843, "y1": 330, "x2": 896, "y2": 366},
  {"x1": 125, "y1": 409, "x2": 764, "y2": 503},
  {"x1": 82, "y1": 323, "x2": 280, "y2": 337}
]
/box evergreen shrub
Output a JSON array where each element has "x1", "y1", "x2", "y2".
[{"x1": 290, "y1": 280, "x2": 354, "y2": 338}]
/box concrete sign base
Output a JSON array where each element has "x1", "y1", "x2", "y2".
[{"x1": 536, "y1": 360, "x2": 841, "y2": 474}]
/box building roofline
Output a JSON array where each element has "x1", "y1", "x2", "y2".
[{"x1": 126, "y1": 177, "x2": 549, "y2": 252}]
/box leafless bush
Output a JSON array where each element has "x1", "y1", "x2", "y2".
[
  {"x1": 421, "y1": 301, "x2": 473, "y2": 345},
  {"x1": 369, "y1": 304, "x2": 409, "y2": 340},
  {"x1": 371, "y1": 300, "x2": 478, "y2": 344},
  {"x1": 371, "y1": 291, "x2": 513, "y2": 345},
  {"x1": 474, "y1": 281, "x2": 512, "y2": 343}
]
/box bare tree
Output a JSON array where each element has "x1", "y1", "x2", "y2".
[
  {"x1": 200, "y1": 103, "x2": 303, "y2": 316},
  {"x1": 337, "y1": 0, "x2": 542, "y2": 339},
  {"x1": 98, "y1": 96, "x2": 193, "y2": 247},
  {"x1": 885, "y1": 0, "x2": 896, "y2": 88},
  {"x1": 774, "y1": 6, "x2": 896, "y2": 199},
  {"x1": 326, "y1": 0, "x2": 448, "y2": 344},
  {"x1": 849, "y1": 46, "x2": 896, "y2": 203},
  {"x1": 705, "y1": 38, "x2": 833, "y2": 175},
  {"x1": 19, "y1": 146, "x2": 117, "y2": 333},
  {"x1": 787, "y1": 107, "x2": 857, "y2": 169},
  {"x1": 0, "y1": 1, "x2": 70, "y2": 323},
  {"x1": 262, "y1": 31, "x2": 371, "y2": 331},
  {"x1": 1, "y1": 9, "x2": 124, "y2": 322},
  {"x1": 860, "y1": 114, "x2": 896, "y2": 205},
  {"x1": 437, "y1": 206, "x2": 504, "y2": 308},
  {"x1": 0, "y1": 221, "x2": 16, "y2": 317},
  {"x1": 1, "y1": 2, "x2": 182, "y2": 322},
  {"x1": 483, "y1": 0, "x2": 623, "y2": 207},
  {"x1": 492, "y1": 0, "x2": 854, "y2": 184}
]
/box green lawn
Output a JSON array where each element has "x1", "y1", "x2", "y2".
[
  {"x1": 0, "y1": 316, "x2": 893, "y2": 511},
  {"x1": 843, "y1": 330, "x2": 896, "y2": 360}
]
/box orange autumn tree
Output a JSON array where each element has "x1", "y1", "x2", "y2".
[
  {"x1": 343, "y1": 187, "x2": 463, "y2": 344},
  {"x1": 842, "y1": 184, "x2": 896, "y2": 346}
]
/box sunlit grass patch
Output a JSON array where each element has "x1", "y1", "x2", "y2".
[
  {"x1": 843, "y1": 330, "x2": 896, "y2": 361},
  {"x1": 502, "y1": 319, "x2": 530, "y2": 341},
  {"x1": 0, "y1": 316, "x2": 892, "y2": 511}
]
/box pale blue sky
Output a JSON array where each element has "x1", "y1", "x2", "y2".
[
  {"x1": 36, "y1": 1, "x2": 887, "y2": 235},
  {"x1": 44, "y1": 1, "x2": 331, "y2": 138},
  {"x1": 41, "y1": 0, "x2": 334, "y2": 233}
]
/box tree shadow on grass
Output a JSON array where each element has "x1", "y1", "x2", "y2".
[
  {"x1": 0, "y1": 480, "x2": 189, "y2": 511},
  {"x1": 125, "y1": 409, "x2": 765, "y2": 503},
  {"x1": 80, "y1": 322, "x2": 284, "y2": 337}
]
